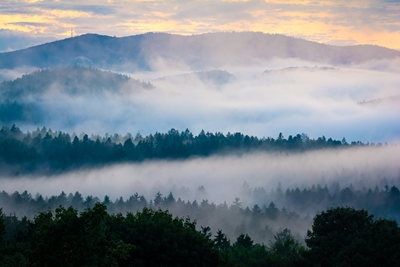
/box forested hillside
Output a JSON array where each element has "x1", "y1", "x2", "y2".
[
  {"x1": 0, "y1": 66, "x2": 153, "y2": 124},
  {"x1": 0, "y1": 125, "x2": 371, "y2": 175},
  {"x1": 0, "y1": 66, "x2": 153, "y2": 99}
]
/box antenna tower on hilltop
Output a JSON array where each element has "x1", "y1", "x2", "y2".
[{"x1": 71, "y1": 27, "x2": 74, "y2": 38}]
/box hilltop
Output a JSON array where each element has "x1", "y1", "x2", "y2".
[
  {"x1": 0, "y1": 66, "x2": 153, "y2": 123},
  {"x1": 1, "y1": 32, "x2": 399, "y2": 71},
  {"x1": 0, "y1": 66, "x2": 153, "y2": 100}
]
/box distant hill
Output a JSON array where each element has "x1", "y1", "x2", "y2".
[
  {"x1": 0, "y1": 66, "x2": 153, "y2": 123},
  {"x1": 0, "y1": 66, "x2": 153, "y2": 100},
  {"x1": 0, "y1": 32, "x2": 399, "y2": 71},
  {"x1": 263, "y1": 66, "x2": 339, "y2": 75},
  {"x1": 156, "y1": 70, "x2": 236, "y2": 86}
]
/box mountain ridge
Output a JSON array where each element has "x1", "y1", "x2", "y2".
[{"x1": 1, "y1": 32, "x2": 399, "y2": 71}]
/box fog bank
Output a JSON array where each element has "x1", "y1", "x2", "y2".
[{"x1": 2, "y1": 146, "x2": 399, "y2": 207}]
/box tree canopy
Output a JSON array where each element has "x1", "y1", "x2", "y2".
[
  {"x1": 1, "y1": 204, "x2": 400, "y2": 267},
  {"x1": 0, "y1": 125, "x2": 376, "y2": 176},
  {"x1": 306, "y1": 207, "x2": 400, "y2": 267}
]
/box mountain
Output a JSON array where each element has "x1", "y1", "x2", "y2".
[{"x1": 0, "y1": 32, "x2": 399, "y2": 71}]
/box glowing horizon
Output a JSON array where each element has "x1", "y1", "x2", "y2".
[{"x1": 1, "y1": 0, "x2": 400, "y2": 51}]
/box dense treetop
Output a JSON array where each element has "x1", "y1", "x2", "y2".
[
  {"x1": 1, "y1": 203, "x2": 399, "y2": 267},
  {"x1": 305, "y1": 207, "x2": 400, "y2": 267},
  {"x1": 2, "y1": 179, "x2": 400, "y2": 243},
  {"x1": 0, "y1": 125, "x2": 378, "y2": 176}
]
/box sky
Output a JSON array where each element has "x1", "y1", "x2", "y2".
[{"x1": 1, "y1": 0, "x2": 400, "y2": 52}]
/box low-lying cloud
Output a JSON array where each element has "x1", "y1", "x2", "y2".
[
  {"x1": 1, "y1": 146, "x2": 399, "y2": 208},
  {"x1": 3, "y1": 58, "x2": 398, "y2": 143}
]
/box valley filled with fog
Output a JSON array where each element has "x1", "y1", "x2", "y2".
[
  {"x1": 2, "y1": 146, "x2": 399, "y2": 206},
  {"x1": 2, "y1": 0, "x2": 400, "y2": 260},
  {"x1": 1, "y1": 32, "x2": 400, "y2": 266}
]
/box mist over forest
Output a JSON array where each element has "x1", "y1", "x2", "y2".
[
  {"x1": 1, "y1": 125, "x2": 399, "y2": 245},
  {"x1": 1, "y1": 61, "x2": 400, "y2": 142},
  {"x1": 1, "y1": 31, "x2": 400, "y2": 266}
]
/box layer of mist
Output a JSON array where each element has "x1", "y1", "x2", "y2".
[
  {"x1": 2, "y1": 146, "x2": 399, "y2": 209},
  {"x1": 1, "y1": 58, "x2": 399, "y2": 143}
]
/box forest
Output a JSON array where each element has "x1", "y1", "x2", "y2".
[
  {"x1": 1, "y1": 125, "x2": 399, "y2": 266},
  {"x1": 0, "y1": 125, "x2": 376, "y2": 176},
  {"x1": 2, "y1": 180, "x2": 400, "y2": 238},
  {"x1": 1, "y1": 202, "x2": 400, "y2": 267}
]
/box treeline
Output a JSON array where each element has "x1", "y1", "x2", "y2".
[
  {"x1": 0, "y1": 189, "x2": 309, "y2": 245},
  {"x1": 1, "y1": 204, "x2": 399, "y2": 267},
  {"x1": 0, "y1": 125, "x2": 377, "y2": 175},
  {"x1": 2, "y1": 182, "x2": 400, "y2": 243},
  {"x1": 278, "y1": 183, "x2": 400, "y2": 222}
]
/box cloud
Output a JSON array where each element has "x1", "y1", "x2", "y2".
[
  {"x1": 1, "y1": 146, "x2": 399, "y2": 206},
  {"x1": 0, "y1": 65, "x2": 38, "y2": 80},
  {"x1": 0, "y1": 29, "x2": 53, "y2": 52},
  {"x1": 4, "y1": 58, "x2": 399, "y2": 143}
]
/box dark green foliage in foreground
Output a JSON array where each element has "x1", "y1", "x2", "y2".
[
  {"x1": 306, "y1": 207, "x2": 400, "y2": 267},
  {"x1": 0, "y1": 209, "x2": 5, "y2": 244},
  {"x1": 2, "y1": 181, "x2": 400, "y2": 245},
  {"x1": 0, "y1": 189, "x2": 308, "y2": 247},
  {"x1": 268, "y1": 229, "x2": 306, "y2": 267},
  {"x1": 1, "y1": 205, "x2": 399, "y2": 267},
  {"x1": 0, "y1": 203, "x2": 219, "y2": 267},
  {"x1": 0, "y1": 125, "x2": 374, "y2": 175}
]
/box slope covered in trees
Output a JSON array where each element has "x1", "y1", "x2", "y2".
[
  {"x1": 0, "y1": 66, "x2": 153, "y2": 124},
  {"x1": 0, "y1": 66, "x2": 153, "y2": 100},
  {"x1": 0, "y1": 125, "x2": 373, "y2": 175}
]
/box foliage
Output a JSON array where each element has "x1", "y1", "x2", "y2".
[
  {"x1": 0, "y1": 203, "x2": 219, "y2": 267},
  {"x1": 0, "y1": 209, "x2": 4, "y2": 239},
  {"x1": 268, "y1": 228, "x2": 306, "y2": 267},
  {"x1": 0, "y1": 125, "x2": 373, "y2": 176},
  {"x1": 306, "y1": 207, "x2": 400, "y2": 267},
  {"x1": 1, "y1": 204, "x2": 400, "y2": 267},
  {"x1": 2, "y1": 181, "x2": 400, "y2": 246}
]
